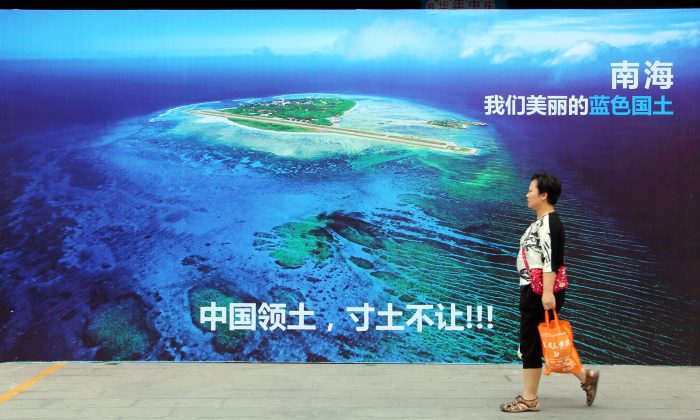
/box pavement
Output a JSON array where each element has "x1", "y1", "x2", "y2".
[{"x1": 1, "y1": 363, "x2": 698, "y2": 419}]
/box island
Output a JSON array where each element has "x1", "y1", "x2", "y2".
[
  {"x1": 222, "y1": 97, "x2": 354, "y2": 128},
  {"x1": 187, "y1": 97, "x2": 479, "y2": 155},
  {"x1": 427, "y1": 120, "x2": 487, "y2": 129}
]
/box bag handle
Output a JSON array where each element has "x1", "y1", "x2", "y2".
[{"x1": 544, "y1": 308, "x2": 560, "y2": 329}]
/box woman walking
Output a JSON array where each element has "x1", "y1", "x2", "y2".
[{"x1": 500, "y1": 173, "x2": 600, "y2": 413}]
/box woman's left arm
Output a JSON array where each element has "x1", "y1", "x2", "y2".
[
  {"x1": 537, "y1": 217, "x2": 558, "y2": 310},
  {"x1": 542, "y1": 272, "x2": 556, "y2": 310}
]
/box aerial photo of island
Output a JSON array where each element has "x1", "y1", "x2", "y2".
[
  {"x1": 189, "y1": 97, "x2": 480, "y2": 154},
  {"x1": 1, "y1": 10, "x2": 698, "y2": 365}
]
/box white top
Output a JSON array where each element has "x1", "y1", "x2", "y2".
[{"x1": 516, "y1": 212, "x2": 565, "y2": 286}]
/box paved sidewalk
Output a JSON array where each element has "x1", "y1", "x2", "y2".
[{"x1": 1, "y1": 363, "x2": 698, "y2": 419}]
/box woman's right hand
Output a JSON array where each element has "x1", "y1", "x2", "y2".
[{"x1": 542, "y1": 292, "x2": 555, "y2": 310}]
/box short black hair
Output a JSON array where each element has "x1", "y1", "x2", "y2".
[{"x1": 531, "y1": 173, "x2": 562, "y2": 205}]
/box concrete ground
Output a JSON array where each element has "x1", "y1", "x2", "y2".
[{"x1": 0, "y1": 363, "x2": 698, "y2": 419}]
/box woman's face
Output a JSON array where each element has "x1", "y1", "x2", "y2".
[{"x1": 526, "y1": 179, "x2": 546, "y2": 210}]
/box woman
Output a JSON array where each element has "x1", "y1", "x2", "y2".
[{"x1": 500, "y1": 173, "x2": 600, "y2": 413}]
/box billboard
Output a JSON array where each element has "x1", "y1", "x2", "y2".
[{"x1": 1, "y1": 10, "x2": 698, "y2": 363}]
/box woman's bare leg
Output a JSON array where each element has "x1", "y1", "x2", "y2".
[{"x1": 522, "y1": 368, "x2": 542, "y2": 400}]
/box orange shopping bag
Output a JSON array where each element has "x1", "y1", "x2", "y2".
[{"x1": 538, "y1": 309, "x2": 583, "y2": 375}]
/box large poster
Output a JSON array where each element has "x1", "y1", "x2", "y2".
[{"x1": 1, "y1": 10, "x2": 698, "y2": 363}]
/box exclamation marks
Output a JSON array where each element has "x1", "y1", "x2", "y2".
[
  {"x1": 487, "y1": 305, "x2": 493, "y2": 329},
  {"x1": 466, "y1": 305, "x2": 472, "y2": 329},
  {"x1": 466, "y1": 305, "x2": 493, "y2": 329}
]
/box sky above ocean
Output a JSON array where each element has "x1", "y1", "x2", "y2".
[{"x1": 1, "y1": 9, "x2": 698, "y2": 65}]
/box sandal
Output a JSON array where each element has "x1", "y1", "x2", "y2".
[
  {"x1": 500, "y1": 395, "x2": 540, "y2": 412},
  {"x1": 581, "y1": 369, "x2": 600, "y2": 406}
]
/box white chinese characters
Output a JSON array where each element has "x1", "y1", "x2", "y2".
[
  {"x1": 200, "y1": 302, "x2": 494, "y2": 333},
  {"x1": 200, "y1": 302, "x2": 316, "y2": 332},
  {"x1": 611, "y1": 60, "x2": 674, "y2": 90},
  {"x1": 484, "y1": 60, "x2": 675, "y2": 117}
]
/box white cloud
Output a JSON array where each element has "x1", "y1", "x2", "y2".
[
  {"x1": 136, "y1": 13, "x2": 698, "y2": 62},
  {"x1": 459, "y1": 46, "x2": 478, "y2": 59},
  {"x1": 545, "y1": 41, "x2": 598, "y2": 66},
  {"x1": 457, "y1": 14, "x2": 700, "y2": 65},
  {"x1": 492, "y1": 50, "x2": 523, "y2": 64},
  {"x1": 246, "y1": 13, "x2": 699, "y2": 64},
  {"x1": 332, "y1": 19, "x2": 447, "y2": 60},
  {"x1": 250, "y1": 31, "x2": 347, "y2": 56},
  {"x1": 178, "y1": 13, "x2": 698, "y2": 62},
  {"x1": 91, "y1": 30, "x2": 348, "y2": 58}
]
